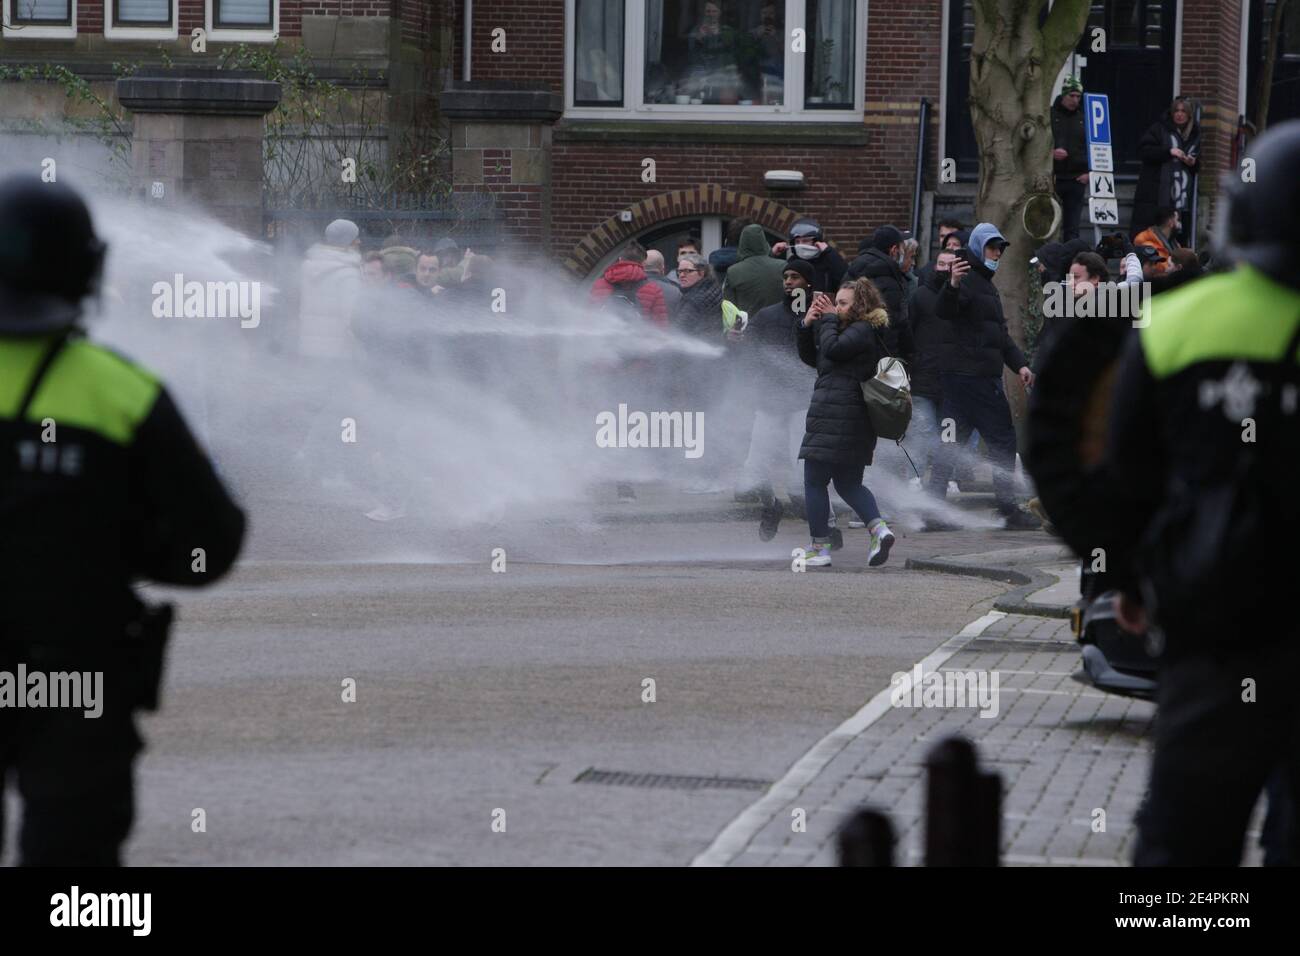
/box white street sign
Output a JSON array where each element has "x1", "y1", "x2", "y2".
[
  {"x1": 1089, "y1": 144, "x2": 1113, "y2": 172},
  {"x1": 1089, "y1": 172, "x2": 1115, "y2": 198},
  {"x1": 1089, "y1": 198, "x2": 1120, "y2": 226}
]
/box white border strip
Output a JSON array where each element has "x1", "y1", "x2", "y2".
[{"x1": 690, "y1": 609, "x2": 1007, "y2": 867}]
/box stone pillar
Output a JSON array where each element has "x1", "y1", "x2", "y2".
[
  {"x1": 439, "y1": 82, "x2": 563, "y2": 257},
  {"x1": 1178, "y1": 0, "x2": 1245, "y2": 246},
  {"x1": 116, "y1": 70, "x2": 281, "y2": 238}
]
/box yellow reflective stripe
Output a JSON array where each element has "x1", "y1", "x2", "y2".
[
  {"x1": 0, "y1": 337, "x2": 160, "y2": 445},
  {"x1": 1140, "y1": 267, "x2": 1300, "y2": 379}
]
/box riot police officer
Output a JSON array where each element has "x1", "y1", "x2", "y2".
[
  {"x1": 0, "y1": 175, "x2": 246, "y2": 865},
  {"x1": 1105, "y1": 122, "x2": 1300, "y2": 865}
]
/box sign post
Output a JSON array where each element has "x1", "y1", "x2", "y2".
[{"x1": 1084, "y1": 93, "x2": 1118, "y2": 241}]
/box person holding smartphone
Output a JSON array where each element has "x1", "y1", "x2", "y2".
[{"x1": 793, "y1": 279, "x2": 896, "y2": 568}]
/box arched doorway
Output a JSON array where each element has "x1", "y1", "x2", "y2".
[{"x1": 563, "y1": 185, "x2": 804, "y2": 279}]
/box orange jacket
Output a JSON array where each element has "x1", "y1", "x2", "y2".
[{"x1": 1133, "y1": 228, "x2": 1176, "y2": 276}]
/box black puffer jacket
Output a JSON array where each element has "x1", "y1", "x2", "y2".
[
  {"x1": 796, "y1": 312, "x2": 884, "y2": 466},
  {"x1": 934, "y1": 250, "x2": 1028, "y2": 377},
  {"x1": 845, "y1": 248, "x2": 910, "y2": 328},
  {"x1": 905, "y1": 271, "x2": 947, "y2": 400}
]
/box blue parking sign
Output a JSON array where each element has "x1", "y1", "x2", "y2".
[{"x1": 1084, "y1": 93, "x2": 1111, "y2": 146}]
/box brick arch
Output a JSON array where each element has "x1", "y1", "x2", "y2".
[{"x1": 563, "y1": 186, "x2": 806, "y2": 277}]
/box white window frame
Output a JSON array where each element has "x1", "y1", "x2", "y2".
[
  {"x1": 105, "y1": 0, "x2": 178, "y2": 41},
  {"x1": 564, "y1": 0, "x2": 867, "y2": 122},
  {"x1": 2, "y1": 0, "x2": 77, "y2": 39},
  {"x1": 205, "y1": 0, "x2": 278, "y2": 44}
]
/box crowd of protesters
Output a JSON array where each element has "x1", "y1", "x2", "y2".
[{"x1": 293, "y1": 82, "x2": 1210, "y2": 556}]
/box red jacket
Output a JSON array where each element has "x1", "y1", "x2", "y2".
[{"x1": 588, "y1": 261, "x2": 668, "y2": 327}]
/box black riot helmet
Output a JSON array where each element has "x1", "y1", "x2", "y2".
[
  {"x1": 1216, "y1": 119, "x2": 1300, "y2": 285},
  {"x1": 0, "y1": 174, "x2": 106, "y2": 334}
]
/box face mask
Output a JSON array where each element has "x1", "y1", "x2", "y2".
[
  {"x1": 793, "y1": 243, "x2": 820, "y2": 260},
  {"x1": 984, "y1": 258, "x2": 999, "y2": 272}
]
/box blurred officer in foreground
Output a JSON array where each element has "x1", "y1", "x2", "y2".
[
  {"x1": 0, "y1": 175, "x2": 246, "y2": 865},
  {"x1": 1105, "y1": 122, "x2": 1300, "y2": 865}
]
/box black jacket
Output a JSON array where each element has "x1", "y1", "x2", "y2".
[
  {"x1": 1051, "y1": 96, "x2": 1089, "y2": 177},
  {"x1": 777, "y1": 246, "x2": 847, "y2": 294},
  {"x1": 905, "y1": 271, "x2": 948, "y2": 400},
  {"x1": 934, "y1": 251, "x2": 1028, "y2": 377},
  {"x1": 746, "y1": 295, "x2": 814, "y2": 412},
  {"x1": 845, "y1": 247, "x2": 910, "y2": 328},
  {"x1": 796, "y1": 314, "x2": 883, "y2": 466},
  {"x1": 675, "y1": 278, "x2": 725, "y2": 340},
  {"x1": 1132, "y1": 111, "x2": 1200, "y2": 235},
  {"x1": 1, "y1": 331, "x2": 246, "y2": 650}
]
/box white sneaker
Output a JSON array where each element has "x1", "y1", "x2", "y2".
[
  {"x1": 867, "y1": 520, "x2": 895, "y2": 567},
  {"x1": 948, "y1": 480, "x2": 960, "y2": 495},
  {"x1": 802, "y1": 543, "x2": 832, "y2": 567}
]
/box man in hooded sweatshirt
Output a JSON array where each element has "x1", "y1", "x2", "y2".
[
  {"x1": 723, "y1": 223, "x2": 786, "y2": 317},
  {"x1": 926, "y1": 222, "x2": 1039, "y2": 530}
]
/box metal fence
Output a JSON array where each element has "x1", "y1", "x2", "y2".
[{"x1": 263, "y1": 190, "x2": 502, "y2": 251}]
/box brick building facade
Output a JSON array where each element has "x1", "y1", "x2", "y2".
[
  {"x1": 442, "y1": 0, "x2": 1256, "y2": 280},
  {"x1": 1, "y1": 1, "x2": 1278, "y2": 276}
]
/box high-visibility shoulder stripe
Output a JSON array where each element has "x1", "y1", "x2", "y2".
[
  {"x1": 0, "y1": 336, "x2": 161, "y2": 445},
  {"x1": 1140, "y1": 267, "x2": 1300, "y2": 379}
]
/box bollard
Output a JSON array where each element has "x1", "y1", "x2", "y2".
[
  {"x1": 925, "y1": 736, "x2": 1001, "y2": 866},
  {"x1": 837, "y1": 809, "x2": 896, "y2": 866}
]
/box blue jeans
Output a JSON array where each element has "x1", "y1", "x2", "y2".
[{"x1": 804, "y1": 459, "x2": 882, "y2": 538}]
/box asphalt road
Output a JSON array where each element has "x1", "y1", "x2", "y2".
[{"x1": 103, "y1": 514, "x2": 1009, "y2": 867}]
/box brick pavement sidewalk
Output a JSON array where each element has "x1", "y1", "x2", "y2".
[{"x1": 702, "y1": 611, "x2": 1169, "y2": 866}]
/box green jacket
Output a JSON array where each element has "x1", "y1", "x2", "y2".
[{"x1": 722, "y1": 224, "x2": 786, "y2": 318}]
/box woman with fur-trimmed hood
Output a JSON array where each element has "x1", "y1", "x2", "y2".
[{"x1": 793, "y1": 277, "x2": 896, "y2": 568}]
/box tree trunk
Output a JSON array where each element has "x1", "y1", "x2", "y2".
[
  {"x1": 968, "y1": 0, "x2": 1091, "y2": 426},
  {"x1": 1256, "y1": 0, "x2": 1292, "y2": 134}
]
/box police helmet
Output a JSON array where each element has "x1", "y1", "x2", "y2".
[
  {"x1": 0, "y1": 174, "x2": 106, "y2": 335},
  {"x1": 1217, "y1": 119, "x2": 1300, "y2": 280}
]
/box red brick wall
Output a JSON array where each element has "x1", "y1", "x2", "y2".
[
  {"x1": 1179, "y1": 0, "x2": 1244, "y2": 217},
  {"x1": 549, "y1": 1, "x2": 945, "y2": 271},
  {"x1": 451, "y1": 0, "x2": 564, "y2": 88}
]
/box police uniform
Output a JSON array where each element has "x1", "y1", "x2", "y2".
[
  {"x1": 1106, "y1": 122, "x2": 1300, "y2": 864},
  {"x1": 0, "y1": 176, "x2": 245, "y2": 865}
]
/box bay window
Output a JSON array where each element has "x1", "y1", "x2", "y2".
[{"x1": 566, "y1": 0, "x2": 865, "y2": 120}]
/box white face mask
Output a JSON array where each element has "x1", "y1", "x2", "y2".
[{"x1": 793, "y1": 243, "x2": 820, "y2": 260}]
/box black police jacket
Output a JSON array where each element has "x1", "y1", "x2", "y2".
[{"x1": 1, "y1": 330, "x2": 246, "y2": 649}]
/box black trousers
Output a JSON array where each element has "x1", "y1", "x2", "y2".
[
  {"x1": 1134, "y1": 638, "x2": 1300, "y2": 866},
  {"x1": 0, "y1": 703, "x2": 140, "y2": 866},
  {"x1": 1056, "y1": 176, "x2": 1086, "y2": 242},
  {"x1": 927, "y1": 373, "x2": 1020, "y2": 512}
]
